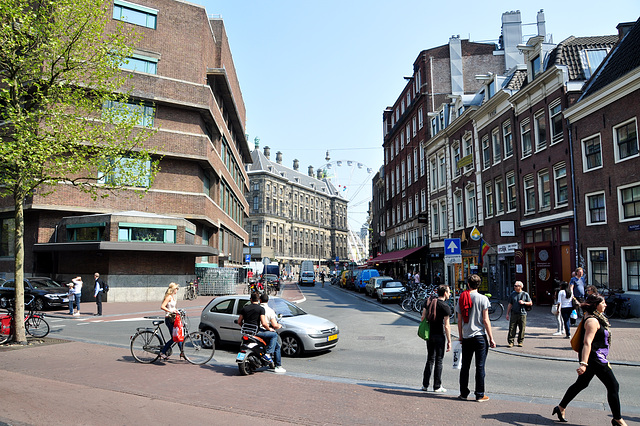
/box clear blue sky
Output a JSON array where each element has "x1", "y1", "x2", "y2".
[{"x1": 193, "y1": 1, "x2": 640, "y2": 232}]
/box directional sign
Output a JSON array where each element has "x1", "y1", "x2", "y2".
[{"x1": 444, "y1": 238, "x2": 461, "y2": 255}]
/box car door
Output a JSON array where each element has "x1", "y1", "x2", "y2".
[{"x1": 203, "y1": 297, "x2": 242, "y2": 342}]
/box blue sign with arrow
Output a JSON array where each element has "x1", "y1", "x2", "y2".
[{"x1": 444, "y1": 238, "x2": 461, "y2": 255}]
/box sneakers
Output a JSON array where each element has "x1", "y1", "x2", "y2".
[
  {"x1": 476, "y1": 395, "x2": 490, "y2": 402},
  {"x1": 457, "y1": 395, "x2": 468, "y2": 400},
  {"x1": 73, "y1": 312, "x2": 80, "y2": 316},
  {"x1": 420, "y1": 386, "x2": 429, "y2": 392},
  {"x1": 434, "y1": 387, "x2": 447, "y2": 393},
  {"x1": 273, "y1": 366, "x2": 286, "y2": 374},
  {"x1": 553, "y1": 331, "x2": 563, "y2": 336},
  {"x1": 507, "y1": 343, "x2": 513, "y2": 348},
  {"x1": 262, "y1": 353, "x2": 273, "y2": 363},
  {"x1": 517, "y1": 343, "x2": 523, "y2": 347}
]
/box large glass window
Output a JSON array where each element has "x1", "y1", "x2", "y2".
[
  {"x1": 588, "y1": 249, "x2": 608, "y2": 287},
  {"x1": 620, "y1": 183, "x2": 640, "y2": 220},
  {"x1": 113, "y1": 0, "x2": 158, "y2": 29},
  {"x1": 583, "y1": 134, "x2": 602, "y2": 170},
  {"x1": 98, "y1": 157, "x2": 151, "y2": 188},
  {"x1": 554, "y1": 163, "x2": 568, "y2": 205},
  {"x1": 614, "y1": 119, "x2": 639, "y2": 161},
  {"x1": 67, "y1": 224, "x2": 105, "y2": 242},
  {"x1": 118, "y1": 224, "x2": 176, "y2": 243},
  {"x1": 103, "y1": 100, "x2": 155, "y2": 127},
  {"x1": 121, "y1": 55, "x2": 158, "y2": 74},
  {"x1": 586, "y1": 192, "x2": 606, "y2": 224}
]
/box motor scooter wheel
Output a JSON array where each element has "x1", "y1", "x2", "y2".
[{"x1": 238, "y1": 353, "x2": 260, "y2": 375}]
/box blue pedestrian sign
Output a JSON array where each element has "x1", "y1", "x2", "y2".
[{"x1": 444, "y1": 238, "x2": 461, "y2": 255}]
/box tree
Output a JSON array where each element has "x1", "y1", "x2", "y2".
[{"x1": 0, "y1": 0, "x2": 158, "y2": 343}]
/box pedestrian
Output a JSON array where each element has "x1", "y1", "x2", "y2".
[
  {"x1": 159, "y1": 282, "x2": 184, "y2": 360},
  {"x1": 570, "y1": 267, "x2": 585, "y2": 301},
  {"x1": 413, "y1": 271, "x2": 420, "y2": 285},
  {"x1": 93, "y1": 272, "x2": 106, "y2": 316},
  {"x1": 71, "y1": 276, "x2": 82, "y2": 315},
  {"x1": 259, "y1": 293, "x2": 286, "y2": 373},
  {"x1": 421, "y1": 285, "x2": 452, "y2": 393},
  {"x1": 67, "y1": 282, "x2": 75, "y2": 315},
  {"x1": 552, "y1": 285, "x2": 565, "y2": 336},
  {"x1": 552, "y1": 294, "x2": 627, "y2": 425},
  {"x1": 434, "y1": 272, "x2": 442, "y2": 286},
  {"x1": 456, "y1": 274, "x2": 496, "y2": 402},
  {"x1": 505, "y1": 281, "x2": 532, "y2": 347},
  {"x1": 320, "y1": 270, "x2": 326, "y2": 287},
  {"x1": 586, "y1": 285, "x2": 599, "y2": 296},
  {"x1": 557, "y1": 281, "x2": 573, "y2": 339}
]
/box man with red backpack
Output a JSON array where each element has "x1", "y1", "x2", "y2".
[{"x1": 420, "y1": 285, "x2": 452, "y2": 393}]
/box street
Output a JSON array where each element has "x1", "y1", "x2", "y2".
[{"x1": 37, "y1": 282, "x2": 640, "y2": 415}]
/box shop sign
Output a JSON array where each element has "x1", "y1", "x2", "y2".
[
  {"x1": 500, "y1": 221, "x2": 516, "y2": 236},
  {"x1": 497, "y1": 243, "x2": 518, "y2": 254}
]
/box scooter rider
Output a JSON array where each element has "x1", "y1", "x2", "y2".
[
  {"x1": 260, "y1": 293, "x2": 286, "y2": 373},
  {"x1": 238, "y1": 292, "x2": 277, "y2": 366}
]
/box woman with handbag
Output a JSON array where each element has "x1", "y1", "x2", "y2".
[
  {"x1": 557, "y1": 281, "x2": 573, "y2": 339},
  {"x1": 552, "y1": 294, "x2": 627, "y2": 425},
  {"x1": 159, "y1": 282, "x2": 184, "y2": 360}
]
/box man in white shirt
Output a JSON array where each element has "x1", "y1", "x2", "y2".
[{"x1": 259, "y1": 293, "x2": 286, "y2": 374}]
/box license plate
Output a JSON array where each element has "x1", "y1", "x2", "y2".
[
  {"x1": 236, "y1": 352, "x2": 246, "y2": 361},
  {"x1": 327, "y1": 334, "x2": 337, "y2": 341}
]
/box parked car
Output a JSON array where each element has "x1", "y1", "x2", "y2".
[
  {"x1": 354, "y1": 269, "x2": 380, "y2": 292},
  {"x1": 376, "y1": 280, "x2": 406, "y2": 303},
  {"x1": 365, "y1": 276, "x2": 393, "y2": 297},
  {"x1": 199, "y1": 295, "x2": 339, "y2": 357},
  {"x1": 299, "y1": 271, "x2": 315, "y2": 286},
  {"x1": 0, "y1": 277, "x2": 69, "y2": 310},
  {"x1": 262, "y1": 273, "x2": 281, "y2": 291}
]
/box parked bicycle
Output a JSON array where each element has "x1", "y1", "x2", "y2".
[
  {"x1": 130, "y1": 309, "x2": 214, "y2": 365},
  {"x1": 184, "y1": 278, "x2": 199, "y2": 300},
  {"x1": 602, "y1": 288, "x2": 631, "y2": 319},
  {"x1": 0, "y1": 295, "x2": 50, "y2": 344},
  {"x1": 485, "y1": 293, "x2": 504, "y2": 321}
]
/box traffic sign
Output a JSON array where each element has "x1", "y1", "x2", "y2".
[
  {"x1": 244, "y1": 254, "x2": 251, "y2": 263},
  {"x1": 444, "y1": 238, "x2": 461, "y2": 255}
]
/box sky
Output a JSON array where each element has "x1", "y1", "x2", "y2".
[{"x1": 192, "y1": 1, "x2": 640, "y2": 232}]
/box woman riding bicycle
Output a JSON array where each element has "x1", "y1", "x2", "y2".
[{"x1": 159, "y1": 282, "x2": 184, "y2": 360}]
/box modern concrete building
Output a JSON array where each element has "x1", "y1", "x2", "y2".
[{"x1": 0, "y1": 0, "x2": 251, "y2": 302}]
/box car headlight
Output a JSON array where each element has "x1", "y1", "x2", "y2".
[{"x1": 306, "y1": 328, "x2": 323, "y2": 337}]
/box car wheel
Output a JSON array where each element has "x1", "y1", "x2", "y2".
[
  {"x1": 33, "y1": 297, "x2": 45, "y2": 311},
  {"x1": 200, "y1": 327, "x2": 218, "y2": 349},
  {"x1": 281, "y1": 334, "x2": 303, "y2": 357}
]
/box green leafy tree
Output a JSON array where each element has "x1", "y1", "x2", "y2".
[{"x1": 0, "y1": 0, "x2": 158, "y2": 343}]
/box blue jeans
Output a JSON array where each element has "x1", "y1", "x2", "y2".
[
  {"x1": 161, "y1": 316, "x2": 183, "y2": 355},
  {"x1": 68, "y1": 295, "x2": 74, "y2": 315},
  {"x1": 459, "y1": 334, "x2": 489, "y2": 399},
  {"x1": 73, "y1": 292, "x2": 81, "y2": 313},
  {"x1": 256, "y1": 330, "x2": 280, "y2": 366},
  {"x1": 561, "y1": 307, "x2": 573, "y2": 338}
]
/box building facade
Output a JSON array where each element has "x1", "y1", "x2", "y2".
[
  {"x1": 0, "y1": 0, "x2": 251, "y2": 302},
  {"x1": 244, "y1": 146, "x2": 349, "y2": 275}
]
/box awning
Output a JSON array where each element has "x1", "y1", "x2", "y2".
[{"x1": 368, "y1": 246, "x2": 426, "y2": 264}]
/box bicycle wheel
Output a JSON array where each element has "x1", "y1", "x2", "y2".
[
  {"x1": 130, "y1": 331, "x2": 162, "y2": 363},
  {"x1": 401, "y1": 297, "x2": 414, "y2": 312},
  {"x1": 488, "y1": 302, "x2": 503, "y2": 321},
  {"x1": 414, "y1": 298, "x2": 425, "y2": 313},
  {"x1": 25, "y1": 315, "x2": 49, "y2": 338},
  {"x1": 618, "y1": 303, "x2": 631, "y2": 319},
  {"x1": 182, "y1": 331, "x2": 215, "y2": 365}
]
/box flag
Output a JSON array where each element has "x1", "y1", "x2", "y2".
[{"x1": 478, "y1": 239, "x2": 490, "y2": 266}]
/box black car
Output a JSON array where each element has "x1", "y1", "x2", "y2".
[{"x1": 0, "y1": 277, "x2": 69, "y2": 310}]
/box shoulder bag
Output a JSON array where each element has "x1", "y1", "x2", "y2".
[
  {"x1": 570, "y1": 318, "x2": 585, "y2": 352},
  {"x1": 417, "y1": 319, "x2": 430, "y2": 340}
]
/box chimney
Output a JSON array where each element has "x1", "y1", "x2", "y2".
[
  {"x1": 501, "y1": 10, "x2": 523, "y2": 71},
  {"x1": 537, "y1": 10, "x2": 546, "y2": 40},
  {"x1": 293, "y1": 159, "x2": 299, "y2": 171},
  {"x1": 263, "y1": 146, "x2": 270, "y2": 159},
  {"x1": 308, "y1": 165, "x2": 314, "y2": 177},
  {"x1": 317, "y1": 169, "x2": 323, "y2": 180},
  {"x1": 617, "y1": 21, "x2": 635, "y2": 41},
  {"x1": 275, "y1": 151, "x2": 282, "y2": 164},
  {"x1": 448, "y1": 36, "x2": 463, "y2": 96}
]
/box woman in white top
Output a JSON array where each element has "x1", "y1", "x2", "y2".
[
  {"x1": 71, "y1": 276, "x2": 83, "y2": 315},
  {"x1": 556, "y1": 281, "x2": 574, "y2": 339},
  {"x1": 159, "y1": 282, "x2": 183, "y2": 360}
]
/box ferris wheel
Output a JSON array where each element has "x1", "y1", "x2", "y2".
[{"x1": 316, "y1": 151, "x2": 375, "y2": 204}]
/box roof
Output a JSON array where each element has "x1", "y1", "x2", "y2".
[
  {"x1": 247, "y1": 149, "x2": 343, "y2": 199},
  {"x1": 504, "y1": 69, "x2": 527, "y2": 90},
  {"x1": 580, "y1": 19, "x2": 640, "y2": 99},
  {"x1": 545, "y1": 35, "x2": 619, "y2": 80}
]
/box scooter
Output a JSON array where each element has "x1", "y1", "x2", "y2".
[{"x1": 235, "y1": 322, "x2": 275, "y2": 375}]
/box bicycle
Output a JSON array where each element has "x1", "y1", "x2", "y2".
[
  {"x1": 0, "y1": 295, "x2": 50, "y2": 344},
  {"x1": 602, "y1": 288, "x2": 631, "y2": 319},
  {"x1": 184, "y1": 278, "x2": 199, "y2": 300},
  {"x1": 130, "y1": 309, "x2": 214, "y2": 365},
  {"x1": 485, "y1": 293, "x2": 504, "y2": 321}
]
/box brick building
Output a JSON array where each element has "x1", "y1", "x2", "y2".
[{"x1": 0, "y1": 0, "x2": 251, "y2": 302}]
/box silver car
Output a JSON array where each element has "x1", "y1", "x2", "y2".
[{"x1": 199, "y1": 295, "x2": 339, "y2": 357}]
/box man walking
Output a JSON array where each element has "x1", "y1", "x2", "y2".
[
  {"x1": 505, "y1": 281, "x2": 532, "y2": 347},
  {"x1": 94, "y1": 272, "x2": 106, "y2": 316},
  {"x1": 456, "y1": 274, "x2": 496, "y2": 402}
]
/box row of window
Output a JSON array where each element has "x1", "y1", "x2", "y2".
[
  {"x1": 220, "y1": 181, "x2": 244, "y2": 227},
  {"x1": 582, "y1": 118, "x2": 639, "y2": 171},
  {"x1": 586, "y1": 183, "x2": 640, "y2": 225},
  {"x1": 587, "y1": 247, "x2": 640, "y2": 292},
  {"x1": 386, "y1": 146, "x2": 425, "y2": 200}
]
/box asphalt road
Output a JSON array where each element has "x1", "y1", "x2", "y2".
[{"x1": 45, "y1": 283, "x2": 640, "y2": 414}]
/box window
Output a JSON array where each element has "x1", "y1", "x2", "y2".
[
  {"x1": 0, "y1": 218, "x2": 15, "y2": 257},
  {"x1": 407, "y1": 155, "x2": 412, "y2": 184},
  {"x1": 406, "y1": 124, "x2": 410, "y2": 143},
  {"x1": 531, "y1": 55, "x2": 541, "y2": 79},
  {"x1": 524, "y1": 174, "x2": 535, "y2": 213},
  {"x1": 466, "y1": 185, "x2": 477, "y2": 225},
  {"x1": 402, "y1": 202, "x2": 406, "y2": 221},
  {"x1": 430, "y1": 158, "x2": 438, "y2": 191},
  {"x1": 390, "y1": 173, "x2": 395, "y2": 197},
  {"x1": 482, "y1": 136, "x2": 491, "y2": 169},
  {"x1": 412, "y1": 116, "x2": 417, "y2": 136},
  {"x1": 408, "y1": 198, "x2": 413, "y2": 217},
  {"x1": 623, "y1": 247, "x2": 640, "y2": 291},
  {"x1": 492, "y1": 129, "x2": 502, "y2": 163},
  {"x1": 495, "y1": 178, "x2": 505, "y2": 215},
  {"x1": 581, "y1": 49, "x2": 608, "y2": 79},
  {"x1": 554, "y1": 163, "x2": 568, "y2": 205},
  {"x1": 582, "y1": 134, "x2": 602, "y2": 171},
  {"x1": 118, "y1": 223, "x2": 176, "y2": 243},
  {"x1": 401, "y1": 160, "x2": 406, "y2": 190},
  {"x1": 121, "y1": 54, "x2": 158, "y2": 74},
  {"x1": 438, "y1": 154, "x2": 446, "y2": 188},
  {"x1": 454, "y1": 190, "x2": 463, "y2": 229},
  {"x1": 432, "y1": 203, "x2": 439, "y2": 236},
  {"x1": 431, "y1": 118, "x2": 438, "y2": 137},
  {"x1": 534, "y1": 111, "x2": 547, "y2": 151},
  {"x1": 253, "y1": 196, "x2": 259, "y2": 211},
  {"x1": 421, "y1": 189, "x2": 426, "y2": 212},
  {"x1": 415, "y1": 193, "x2": 419, "y2": 215},
  {"x1": 503, "y1": 121, "x2": 513, "y2": 158},
  {"x1": 463, "y1": 136, "x2": 473, "y2": 173},
  {"x1": 538, "y1": 169, "x2": 550, "y2": 210},
  {"x1": 395, "y1": 137, "x2": 399, "y2": 156},
  {"x1": 550, "y1": 102, "x2": 563, "y2": 143},
  {"x1": 419, "y1": 145, "x2": 425, "y2": 176},
  {"x1": 588, "y1": 249, "x2": 609, "y2": 288},
  {"x1": 413, "y1": 148, "x2": 418, "y2": 182},
  {"x1": 507, "y1": 172, "x2": 517, "y2": 212},
  {"x1": 619, "y1": 183, "x2": 640, "y2": 221},
  {"x1": 395, "y1": 166, "x2": 400, "y2": 194},
  {"x1": 98, "y1": 157, "x2": 151, "y2": 188},
  {"x1": 614, "y1": 119, "x2": 639, "y2": 162},
  {"x1": 521, "y1": 120, "x2": 532, "y2": 157},
  {"x1": 103, "y1": 100, "x2": 155, "y2": 127},
  {"x1": 113, "y1": 0, "x2": 158, "y2": 29},
  {"x1": 586, "y1": 192, "x2": 606, "y2": 225},
  {"x1": 401, "y1": 132, "x2": 405, "y2": 149},
  {"x1": 418, "y1": 107, "x2": 424, "y2": 129},
  {"x1": 485, "y1": 182, "x2": 494, "y2": 218},
  {"x1": 440, "y1": 200, "x2": 447, "y2": 235},
  {"x1": 452, "y1": 143, "x2": 461, "y2": 178}
]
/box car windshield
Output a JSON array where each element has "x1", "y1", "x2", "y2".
[
  {"x1": 383, "y1": 281, "x2": 403, "y2": 288},
  {"x1": 264, "y1": 274, "x2": 278, "y2": 281},
  {"x1": 268, "y1": 298, "x2": 306, "y2": 317},
  {"x1": 30, "y1": 279, "x2": 63, "y2": 289}
]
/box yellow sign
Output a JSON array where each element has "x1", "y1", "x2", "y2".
[{"x1": 470, "y1": 226, "x2": 481, "y2": 241}]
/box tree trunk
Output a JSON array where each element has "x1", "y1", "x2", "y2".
[{"x1": 13, "y1": 194, "x2": 27, "y2": 344}]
